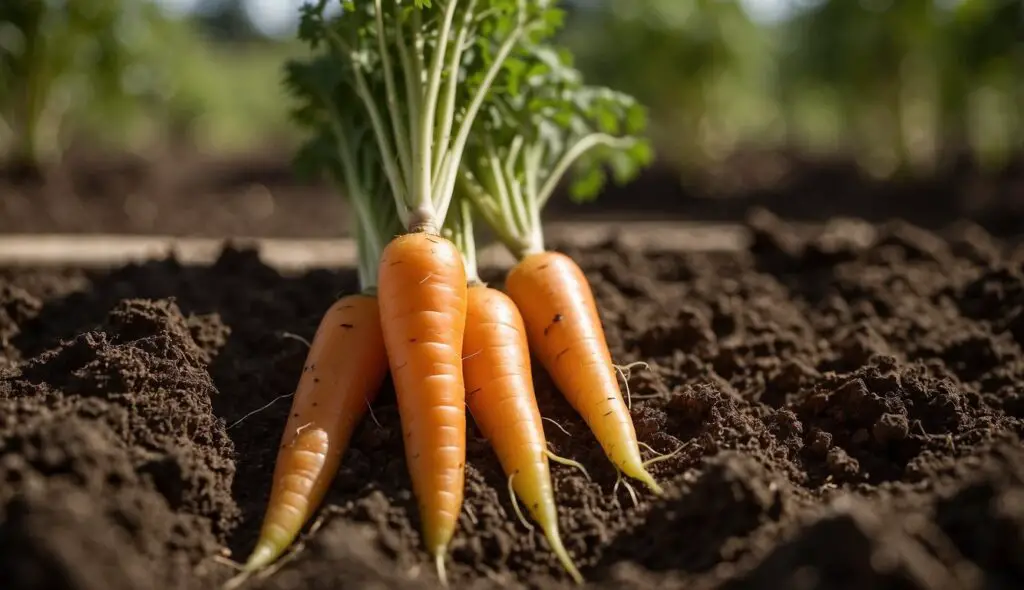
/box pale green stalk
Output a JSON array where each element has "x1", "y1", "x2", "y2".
[
  {"x1": 433, "y1": 0, "x2": 534, "y2": 218},
  {"x1": 374, "y1": 0, "x2": 413, "y2": 190},
  {"x1": 536, "y1": 133, "x2": 637, "y2": 207},
  {"x1": 325, "y1": 28, "x2": 409, "y2": 227},
  {"x1": 461, "y1": 131, "x2": 640, "y2": 258}
]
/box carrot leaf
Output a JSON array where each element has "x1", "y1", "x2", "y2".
[
  {"x1": 283, "y1": 44, "x2": 399, "y2": 293},
  {"x1": 294, "y1": 0, "x2": 561, "y2": 235},
  {"x1": 457, "y1": 42, "x2": 653, "y2": 258}
]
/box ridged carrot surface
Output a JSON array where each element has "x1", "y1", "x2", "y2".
[
  {"x1": 462, "y1": 284, "x2": 583, "y2": 583},
  {"x1": 245, "y1": 294, "x2": 388, "y2": 571},
  {"x1": 505, "y1": 250, "x2": 661, "y2": 494},
  {"x1": 376, "y1": 232, "x2": 469, "y2": 580}
]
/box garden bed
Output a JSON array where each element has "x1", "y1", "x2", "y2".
[{"x1": 3, "y1": 212, "x2": 1024, "y2": 590}]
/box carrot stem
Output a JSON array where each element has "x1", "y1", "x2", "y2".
[
  {"x1": 446, "y1": 190, "x2": 481, "y2": 285},
  {"x1": 309, "y1": 1, "x2": 548, "y2": 235},
  {"x1": 457, "y1": 45, "x2": 651, "y2": 258}
]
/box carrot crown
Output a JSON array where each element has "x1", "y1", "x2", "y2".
[
  {"x1": 284, "y1": 50, "x2": 401, "y2": 293},
  {"x1": 295, "y1": 0, "x2": 562, "y2": 236},
  {"x1": 457, "y1": 44, "x2": 653, "y2": 258}
]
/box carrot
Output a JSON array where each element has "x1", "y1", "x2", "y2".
[
  {"x1": 465, "y1": 284, "x2": 588, "y2": 583},
  {"x1": 456, "y1": 44, "x2": 664, "y2": 496},
  {"x1": 376, "y1": 232, "x2": 468, "y2": 581},
  {"x1": 447, "y1": 197, "x2": 586, "y2": 584},
  {"x1": 236, "y1": 45, "x2": 401, "y2": 576},
  {"x1": 244, "y1": 294, "x2": 388, "y2": 571},
  {"x1": 504, "y1": 251, "x2": 660, "y2": 494}
]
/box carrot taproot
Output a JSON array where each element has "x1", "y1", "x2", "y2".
[
  {"x1": 376, "y1": 231, "x2": 469, "y2": 583},
  {"x1": 462, "y1": 283, "x2": 585, "y2": 584},
  {"x1": 504, "y1": 250, "x2": 662, "y2": 495},
  {"x1": 243, "y1": 294, "x2": 389, "y2": 571}
]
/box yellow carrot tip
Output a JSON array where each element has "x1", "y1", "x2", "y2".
[
  {"x1": 544, "y1": 527, "x2": 584, "y2": 585},
  {"x1": 435, "y1": 552, "x2": 449, "y2": 587},
  {"x1": 633, "y1": 468, "x2": 664, "y2": 496},
  {"x1": 243, "y1": 542, "x2": 277, "y2": 572}
]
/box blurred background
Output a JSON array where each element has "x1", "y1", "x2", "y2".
[{"x1": 1, "y1": 0, "x2": 1022, "y2": 238}]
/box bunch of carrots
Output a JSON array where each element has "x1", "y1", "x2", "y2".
[{"x1": 232, "y1": 1, "x2": 667, "y2": 586}]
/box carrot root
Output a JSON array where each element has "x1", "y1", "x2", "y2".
[
  {"x1": 545, "y1": 525, "x2": 584, "y2": 586},
  {"x1": 541, "y1": 416, "x2": 572, "y2": 437},
  {"x1": 436, "y1": 554, "x2": 448, "y2": 587},
  {"x1": 505, "y1": 251, "x2": 662, "y2": 495},
  {"x1": 642, "y1": 441, "x2": 692, "y2": 469},
  {"x1": 508, "y1": 473, "x2": 535, "y2": 532},
  {"x1": 545, "y1": 449, "x2": 591, "y2": 482},
  {"x1": 243, "y1": 294, "x2": 388, "y2": 571},
  {"x1": 377, "y1": 232, "x2": 469, "y2": 582},
  {"x1": 244, "y1": 543, "x2": 276, "y2": 572},
  {"x1": 614, "y1": 472, "x2": 640, "y2": 508},
  {"x1": 462, "y1": 284, "x2": 584, "y2": 585}
]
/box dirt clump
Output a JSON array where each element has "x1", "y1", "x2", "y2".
[{"x1": 0, "y1": 298, "x2": 238, "y2": 590}]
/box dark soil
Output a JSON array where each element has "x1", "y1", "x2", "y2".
[
  {"x1": 3, "y1": 209, "x2": 1024, "y2": 589},
  {"x1": 3, "y1": 146, "x2": 1023, "y2": 237}
]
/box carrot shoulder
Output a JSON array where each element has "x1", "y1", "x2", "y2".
[
  {"x1": 377, "y1": 232, "x2": 469, "y2": 579},
  {"x1": 245, "y1": 294, "x2": 388, "y2": 571},
  {"x1": 463, "y1": 283, "x2": 584, "y2": 583},
  {"x1": 505, "y1": 250, "x2": 661, "y2": 494}
]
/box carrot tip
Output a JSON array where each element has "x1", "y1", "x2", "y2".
[
  {"x1": 542, "y1": 525, "x2": 585, "y2": 585},
  {"x1": 636, "y1": 470, "x2": 664, "y2": 496},
  {"x1": 243, "y1": 542, "x2": 277, "y2": 572},
  {"x1": 619, "y1": 463, "x2": 664, "y2": 498},
  {"x1": 435, "y1": 552, "x2": 449, "y2": 587}
]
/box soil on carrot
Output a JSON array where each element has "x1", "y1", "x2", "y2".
[{"x1": 3, "y1": 212, "x2": 1024, "y2": 590}]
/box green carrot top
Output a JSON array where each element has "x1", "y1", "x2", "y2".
[
  {"x1": 457, "y1": 44, "x2": 653, "y2": 258},
  {"x1": 294, "y1": 0, "x2": 563, "y2": 236}
]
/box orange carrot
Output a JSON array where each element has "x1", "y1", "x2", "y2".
[
  {"x1": 244, "y1": 294, "x2": 389, "y2": 571},
  {"x1": 455, "y1": 51, "x2": 658, "y2": 495},
  {"x1": 377, "y1": 231, "x2": 469, "y2": 583},
  {"x1": 504, "y1": 250, "x2": 662, "y2": 495},
  {"x1": 463, "y1": 283, "x2": 585, "y2": 584},
  {"x1": 242, "y1": 47, "x2": 403, "y2": 574}
]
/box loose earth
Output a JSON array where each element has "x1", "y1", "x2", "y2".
[{"x1": 2, "y1": 211, "x2": 1024, "y2": 589}]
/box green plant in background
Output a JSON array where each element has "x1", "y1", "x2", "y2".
[
  {"x1": 560, "y1": 0, "x2": 1022, "y2": 180},
  {"x1": 0, "y1": 0, "x2": 307, "y2": 170},
  {"x1": 0, "y1": 0, "x2": 1019, "y2": 181},
  {"x1": 151, "y1": 29, "x2": 308, "y2": 154},
  {"x1": 938, "y1": 0, "x2": 1024, "y2": 171},
  {"x1": 779, "y1": 0, "x2": 946, "y2": 176},
  {"x1": 558, "y1": 0, "x2": 775, "y2": 171},
  {"x1": 0, "y1": 0, "x2": 168, "y2": 170},
  {"x1": 780, "y1": 0, "x2": 1023, "y2": 176}
]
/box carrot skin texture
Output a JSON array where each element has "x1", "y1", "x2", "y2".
[
  {"x1": 377, "y1": 232, "x2": 469, "y2": 565},
  {"x1": 246, "y1": 294, "x2": 388, "y2": 570},
  {"x1": 463, "y1": 285, "x2": 583, "y2": 583},
  {"x1": 505, "y1": 251, "x2": 661, "y2": 494}
]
